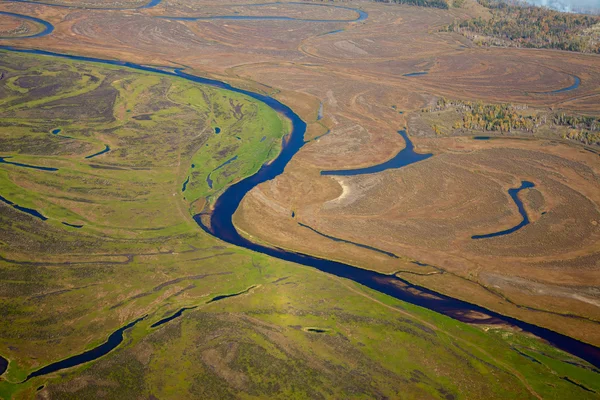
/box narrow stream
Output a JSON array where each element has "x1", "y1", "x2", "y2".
[
  {"x1": 0, "y1": 12, "x2": 54, "y2": 39},
  {"x1": 472, "y1": 181, "x2": 535, "y2": 239}
]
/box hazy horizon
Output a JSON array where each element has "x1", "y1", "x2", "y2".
[{"x1": 521, "y1": 0, "x2": 600, "y2": 14}]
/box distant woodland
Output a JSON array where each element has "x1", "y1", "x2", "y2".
[
  {"x1": 374, "y1": 0, "x2": 451, "y2": 10},
  {"x1": 425, "y1": 98, "x2": 600, "y2": 145},
  {"x1": 445, "y1": 0, "x2": 600, "y2": 53}
]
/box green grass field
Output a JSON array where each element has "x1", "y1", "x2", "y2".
[{"x1": 0, "y1": 51, "x2": 599, "y2": 399}]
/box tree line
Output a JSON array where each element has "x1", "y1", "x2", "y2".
[
  {"x1": 373, "y1": 0, "x2": 451, "y2": 10},
  {"x1": 444, "y1": 0, "x2": 600, "y2": 53},
  {"x1": 424, "y1": 98, "x2": 600, "y2": 145}
]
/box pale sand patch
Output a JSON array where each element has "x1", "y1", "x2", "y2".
[{"x1": 323, "y1": 174, "x2": 382, "y2": 208}]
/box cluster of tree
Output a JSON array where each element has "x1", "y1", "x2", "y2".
[
  {"x1": 1, "y1": 23, "x2": 31, "y2": 36},
  {"x1": 444, "y1": 0, "x2": 600, "y2": 53},
  {"x1": 564, "y1": 129, "x2": 600, "y2": 145},
  {"x1": 427, "y1": 98, "x2": 540, "y2": 132},
  {"x1": 425, "y1": 98, "x2": 600, "y2": 145},
  {"x1": 373, "y1": 0, "x2": 450, "y2": 10},
  {"x1": 554, "y1": 113, "x2": 600, "y2": 131},
  {"x1": 555, "y1": 113, "x2": 600, "y2": 145}
]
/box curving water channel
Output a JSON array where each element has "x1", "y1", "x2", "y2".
[
  {"x1": 472, "y1": 181, "x2": 535, "y2": 239},
  {"x1": 160, "y1": 2, "x2": 367, "y2": 23},
  {"x1": 0, "y1": 11, "x2": 54, "y2": 39},
  {"x1": 403, "y1": 71, "x2": 428, "y2": 77},
  {"x1": 207, "y1": 155, "x2": 238, "y2": 189},
  {"x1": 0, "y1": 194, "x2": 48, "y2": 221},
  {"x1": 0, "y1": 156, "x2": 57, "y2": 172},
  {"x1": 544, "y1": 75, "x2": 581, "y2": 94},
  {"x1": 321, "y1": 130, "x2": 432, "y2": 176},
  {"x1": 298, "y1": 222, "x2": 398, "y2": 259},
  {"x1": 0, "y1": 355, "x2": 8, "y2": 376},
  {"x1": 0, "y1": 46, "x2": 599, "y2": 372},
  {"x1": 151, "y1": 306, "x2": 197, "y2": 328},
  {"x1": 4, "y1": 0, "x2": 162, "y2": 10},
  {"x1": 85, "y1": 145, "x2": 110, "y2": 159},
  {"x1": 24, "y1": 315, "x2": 147, "y2": 381}
]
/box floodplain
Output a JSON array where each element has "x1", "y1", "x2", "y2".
[{"x1": 1, "y1": 0, "x2": 600, "y2": 398}]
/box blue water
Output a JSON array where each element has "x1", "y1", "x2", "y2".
[
  {"x1": 403, "y1": 72, "x2": 428, "y2": 77},
  {"x1": 11, "y1": 206, "x2": 46, "y2": 221},
  {"x1": 160, "y1": 2, "x2": 367, "y2": 23},
  {"x1": 139, "y1": 0, "x2": 162, "y2": 9},
  {"x1": 151, "y1": 306, "x2": 197, "y2": 328},
  {"x1": 182, "y1": 176, "x2": 190, "y2": 192},
  {"x1": 0, "y1": 194, "x2": 48, "y2": 221},
  {"x1": 0, "y1": 156, "x2": 58, "y2": 172},
  {"x1": 0, "y1": 12, "x2": 54, "y2": 39},
  {"x1": 321, "y1": 130, "x2": 432, "y2": 176},
  {"x1": 299, "y1": 222, "x2": 398, "y2": 258},
  {"x1": 62, "y1": 222, "x2": 83, "y2": 228},
  {"x1": 206, "y1": 155, "x2": 238, "y2": 189},
  {"x1": 0, "y1": 356, "x2": 7, "y2": 375},
  {"x1": 472, "y1": 181, "x2": 535, "y2": 239},
  {"x1": 51, "y1": 129, "x2": 61, "y2": 135},
  {"x1": 547, "y1": 75, "x2": 581, "y2": 94},
  {"x1": 214, "y1": 127, "x2": 221, "y2": 134},
  {"x1": 6, "y1": 0, "x2": 161, "y2": 10},
  {"x1": 24, "y1": 315, "x2": 147, "y2": 381},
  {"x1": 260, "y1": 136, "x2": 266, "y2": 142},
  {"x1": 2, "y1": 46, "x2": 599, "y2": 369},
  {"x1": 167, "y1": 15, "x2": 355, "y2": 22},
  {"x1": 317, "y1": 102, "x2": 324, "y2": 120},
  {"x1": 412, "y1": 261, "x2": 430, "y2": 267},
  {"x1": 207, "y1": 286, "x2": 255, "y2": 303},
  {"x1": 85, "y1": 145, "x2": 111, "y2": 159},
  {"x1": 473, "y1": 136, "x2": 491, "y2": 140},
  {"x1": 191, "y1": 164, "x2": 195, "y2": 168},
  {"x1": 312, "y1": 130, "x2": 330, "y2": 141},
  {"x1": 321, "y1": 29, "x2": 344, "y2": 36}
]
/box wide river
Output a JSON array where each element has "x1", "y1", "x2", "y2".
[{"x1": 0, "y1": 42, "x2": 598, "y2": 371}]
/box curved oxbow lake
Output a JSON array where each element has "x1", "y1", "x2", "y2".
[{"x1": 0, "y1": 12, "x2": 54, "y2": 39}]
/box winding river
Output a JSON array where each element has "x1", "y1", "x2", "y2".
[
  {"x1": 160, "y1": 2, "x2": 368, "y2": 23},
  {"x1": 0, "y1": 156, "x2": 57, "y2": 172},
  {"x1": 472, "y1": 181, "x2": 535, "y2": 239},
  {"x1": 85, "y1": 145, "x2": 111, "y2": 159},
  {"x1": 321, "y1": 130, "x2": 432, "y2": 176},
  {"x1": 0, "y1": 41, "x2": 599, "y2": 374},
  {"x1": 4, "y1": 0, "x2": 162, "y2": 10},
  {"x1": 532, "y1": 74, "x2": 581, "y2": 95},
  {"x1": 0, "y1": 12, "x2": 54, "y2": 39},
  {"x1": 547, "y1": 75, "x2": 581, "y2": 94},
  {"x1": 24, "y1": 315, "x2": 147, "y2": 381}
]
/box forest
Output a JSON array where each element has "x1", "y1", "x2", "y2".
[
  {"x1": 374, "y1": 0, "x2": 450, "y2": 10},
  {"x1": 426, "y1": 98, "x2": 600, "y2": 145},
  {"x1": 444, "y1": 0, "x2": 600, "y2": 53}
]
